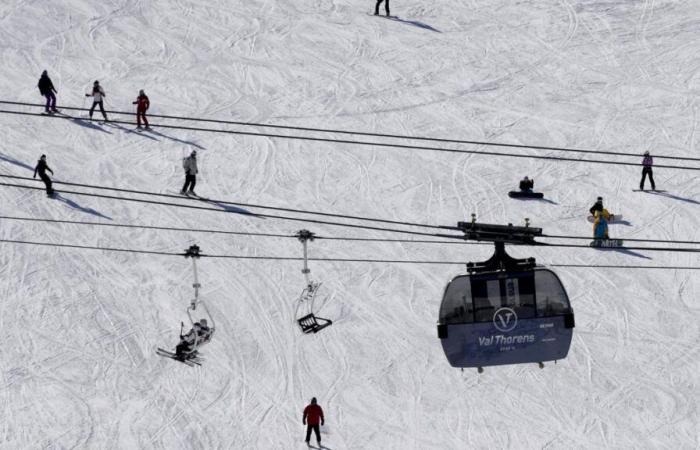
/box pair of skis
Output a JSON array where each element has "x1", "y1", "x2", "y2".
[{"x1": 156, "y1": 348, "x2": 202, "y2": 366}]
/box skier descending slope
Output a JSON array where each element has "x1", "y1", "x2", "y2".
[
  {"x1": 374, "y1": 0, "x2": 390, "y2": 16},
  {"x1": 37, "y1": 70, "x2": 58, "y2": 114},
  {"x1": 33, "y1": 154, "x2": 55, "y2": 197},
  {"x1": 86, "y1": 80, "x2": 109, "y2": 122},
  {"x1": 181, "y1": 150, "x2": 199, "y2": 196},
  {"x1": 303, "y1": 397, "x2": 325, "y2": 447},
  {"x1": 640, "y1": 151, "x2": 656, "y2": 191},
  {"x1": 132, "y1": 89, "x2": 150, "y2": 130}
]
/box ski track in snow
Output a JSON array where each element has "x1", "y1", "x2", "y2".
[{"x1": 0, "y1": 0, "x2": 698, "y2": 448}]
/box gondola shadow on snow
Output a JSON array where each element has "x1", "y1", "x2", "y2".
[
  {"x1": 54, "y1": 193, "x2": 112, "y2": 220},
  {"x1": 146, "y1": 129, "x2": 205, "y2": 149},
  {"x1": 647, "y1": 191, "x2": 700, "y2": 205},
  {"x1": 0, "y1": 153, "x2": 34, "y2": 171}
]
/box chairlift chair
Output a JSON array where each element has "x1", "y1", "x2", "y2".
[{"x1": 295, "y1": 230, "x2": 332, "y2": 333}]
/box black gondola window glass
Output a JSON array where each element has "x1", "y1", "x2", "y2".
[
  {"x1": 472, "y1": 277, "x2": 501, "y2": 322},
  {"x1": 534, "y1": 270, "x2": 571, "y2": 316},
  {"x1": 506, "y1": 274, "x2": 537, "y2": 319},
  {"x1": 439, "y1": 276, "x2": 473, "y2": 324}
]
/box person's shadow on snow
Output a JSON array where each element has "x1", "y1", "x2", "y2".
[
  {"x1": 54, "y1": 193, "x2": 112, "y2": 220},
  {"x1": 69, "y1": 117, "x2": 113, "y2": 134},
  {"x1": 385, "y1": 16, "x2": 441, "y2": 33}
]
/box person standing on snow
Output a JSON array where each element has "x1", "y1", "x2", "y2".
[
  {"x1": 86, "y1": 80, "x2": 109, "y2": 121},
  {"x1": 133, "y1": 89, "x2": 150, "y2": 129},
  {"x1": 374, "y1": 0, "x2": 390, "y2": 16},
  {"x1": 181, "y1": 150, "x2": 199, "y2": 195},
  {"x1": 639, "y1": 151, "x2": 656, "y2": 191},
  {"x1": 303, "y1": 397, "x2": 325, "y2": 447},
  {"x1": 37, "y1": 70, "x2": 58, "y2": 114},
  {"x1": 33, "y1": 154, "x2": 55, "y2": 196}
]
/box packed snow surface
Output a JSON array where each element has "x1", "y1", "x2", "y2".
[{"x1": 0, "y1": 0, "x2": 698, "y2": 448}]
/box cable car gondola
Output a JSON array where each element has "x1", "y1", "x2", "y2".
[{"x1": 437, "y1": 220, "x2": 575, "y2": 372}]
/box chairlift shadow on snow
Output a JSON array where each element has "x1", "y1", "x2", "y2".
[
  {"x1": 647, "y1": 191, "x2": 700, "y2": 205},
  {"x1": 146, "y1": 129, "x2": 206, "y2": 150},
  {"x1": 69, "y1": 117, "x2": 113, "y2": 134},
  {"x1": 0, "y1": 153, "x2": 34, "y2": 171},
  {"x1": 54, "y1": 193, "x2": 112, "y2": 220}
]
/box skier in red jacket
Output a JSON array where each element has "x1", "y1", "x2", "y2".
[
  {"x1": 302, "y1": 397, "x2": 324, "y2": 447},
  {"x1": 133, "y1": 89, "x2": 150, "y2": 129}
]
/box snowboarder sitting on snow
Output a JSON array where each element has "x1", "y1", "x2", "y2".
[
  {"x1": 175, "y1": 319, "x2": 212, "y2": 358},
  {"x1": 33, "y1": 154, "x2": 55, "y2": 196},
  {"x1": 132, "y1": 89, "x2": 150, "y2": 129},
  {"x1": 519, "y1": 176, "x2": 534, "y2": 192},
  {"x1": 37, "y1": 70, "x2": 58, "y2": 114},
  {"x1": 593, "y1": 210, "x2": 609, "y2": 240},
  {"x1": 86, "y1": 80, "x2": 108, "y2": 121}
]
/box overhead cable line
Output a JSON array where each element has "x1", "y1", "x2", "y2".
[
  {"x1": 2, "y1": 179, "x2": 700, "y2": 247},
  {"x1": 0, "y1": 237, "x2": 699, "y2": 270},
  {"x1": 2, "y1": 109, "x2": 700, "y2": 171},
  {"x1": 2, "y1": 99, "x2": 699, "y2": 162},
  {"x1": 3, "y1": 214, "x2": 700, "y2": 247}
]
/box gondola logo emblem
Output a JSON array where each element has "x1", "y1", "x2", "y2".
[{"x1": 493, "y1": 307, "x2": 518, "y2": 332}]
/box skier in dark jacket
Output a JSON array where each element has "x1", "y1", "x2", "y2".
[
  {"x1": 33, "y1": 154, "x2": 55, "y2": 196},
  {"x1": 181, "y1": 150, "x2": 199, "y2": 195},
  {"x1": 37, "y1": 71, "x2": 58, "y2": 114},
  {"x1": 132, "y1": 90, "x2": 150, "y2": 129},
  {"x1": 86, "y1": 80, "x2": 108, "y2": 121},
  {"x1": 639, "y1": 151, "x2": 656, "y2": 190},
  {"x1": 303, "y1": 397, "x2": 325, "y2": 447},
  {"x1": 589, "y1": 196, "x2": 604, "y2": 216},
  {"x1": 374, "y1": 0, "x2": 390, "y2": 16}
]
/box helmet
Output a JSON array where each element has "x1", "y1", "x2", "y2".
[
  {"x1": 42, "y1": 70, "x2": 47, "y2": 76},
  {"x1": 139, "y1": 89, "x2": 145, "y2": 95},
  {"x1": 311, "y1": 397, "x2": 317, "y2": 405},
  {"x1": 524, "y1": 176, "x2": 529, "y2": 180},
  {"x1": 644, "y1": 151, "x2": 650, "y2": 155},
  {"x1": 193, "y1": 321, "x2": 201, "y2": 329},
  {"x1": 200, "y1": 319, "x2": 208, "y2": 327},
  {"x1": 94, "y1": 80, "x2": 99, "y2": 85},
  {"x1": 191, "y1": 150, "x2": 197, "y2": 156},
  {"x1": 40, "y1": 154, "x2": 46, "y2": 160},
  {"x1": 597, "y1": 196, "x2": 603, "y2": 201}
]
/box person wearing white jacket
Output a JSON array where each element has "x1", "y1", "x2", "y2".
[
  {"x1": 181, "y1": 150, "x2": 199, "y2": 195},
  {"x1": 85, "y1": 80, "x2": 108, "y2": 121}
]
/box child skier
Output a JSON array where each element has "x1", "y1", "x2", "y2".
[
  {"x1": 37, "y1": 70, "x2": 58, "y2": 114},
  {"x1": 132, "y1": 90, "x2": 150, "y2": 129},
  {"x1": 33, "y1": 154, "x2": 55, "y2": 196},
  {"x1": 86, "y1": 80, "x2": 108, "y2": 121}
]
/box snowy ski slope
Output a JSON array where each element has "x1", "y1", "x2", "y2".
[{"x1": 0, "y1": 0, "x2": 698, "y2": 448}]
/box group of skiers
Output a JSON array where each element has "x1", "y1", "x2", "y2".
[
  {"x1": 513, "y1": 151, "x2": 657, "y2": 241},
  {"x1": 37, "y1": 70, "x2": 151, "y2": 129}
]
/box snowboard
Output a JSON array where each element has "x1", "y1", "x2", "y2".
[
  {"x1": 587, "y1": 214, "x2": 623, "y2": 223},
  {"x1": 590, "y1": 239, "x2": 623, "y2": 248},
  {"x1": 508, "y1": 191, "x2": 544, "y2": 199},
  {"x1": 156, "y1": 348, "x2": 202, "y2": 366}
]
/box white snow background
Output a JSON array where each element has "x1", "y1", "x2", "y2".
[{"x1": 0, "y1": 0, "x2": 698, "y2": 448}]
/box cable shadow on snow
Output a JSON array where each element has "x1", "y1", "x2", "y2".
[
  {"x1": 200, "y1": 198, "x2": 263, "y2": 218},
  {"x1": 646, "y1": 191, "x2": 700, "y2": 205},
  {"x1": 53, "y1": 193, "x2": 112, "y2": 220},
  {"x1": 146, "y1": 129, "x2": 205, "y2": 149},
  {"x1": 0, "y1": 153, "x2": 34, "y2": 171}
]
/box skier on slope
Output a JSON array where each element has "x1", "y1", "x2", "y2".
[
  {"x1": 175, "y1": 319, "x2": 213, "y2": 358},
  {"x1": 181, "y1": 150, "x2": 199, "y2": 196},
  {"x1": 33, "y1": 154, "x2": 55, "y2": 196},
  {"x1": 132, "y1": 89, "x2": 150, "y2": 130},
  {"x1": 303, "y1": 397, "x2": 325, "y2": 447},
  {"x1": 85, "y1": 80, "x2": 109, "y2": 121},
  {"x1": 37, "y1": 70, "x2": 58, "y2": 114},
  {"x1": 639, "y1": 151, "x2": 656, "y2": 191},
  {"x1": 374, "y1": 0, "x2": 390, "y2": 16},
  {"x1": 519, "y1": 176, "x2": 534, "y2": 193}
]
